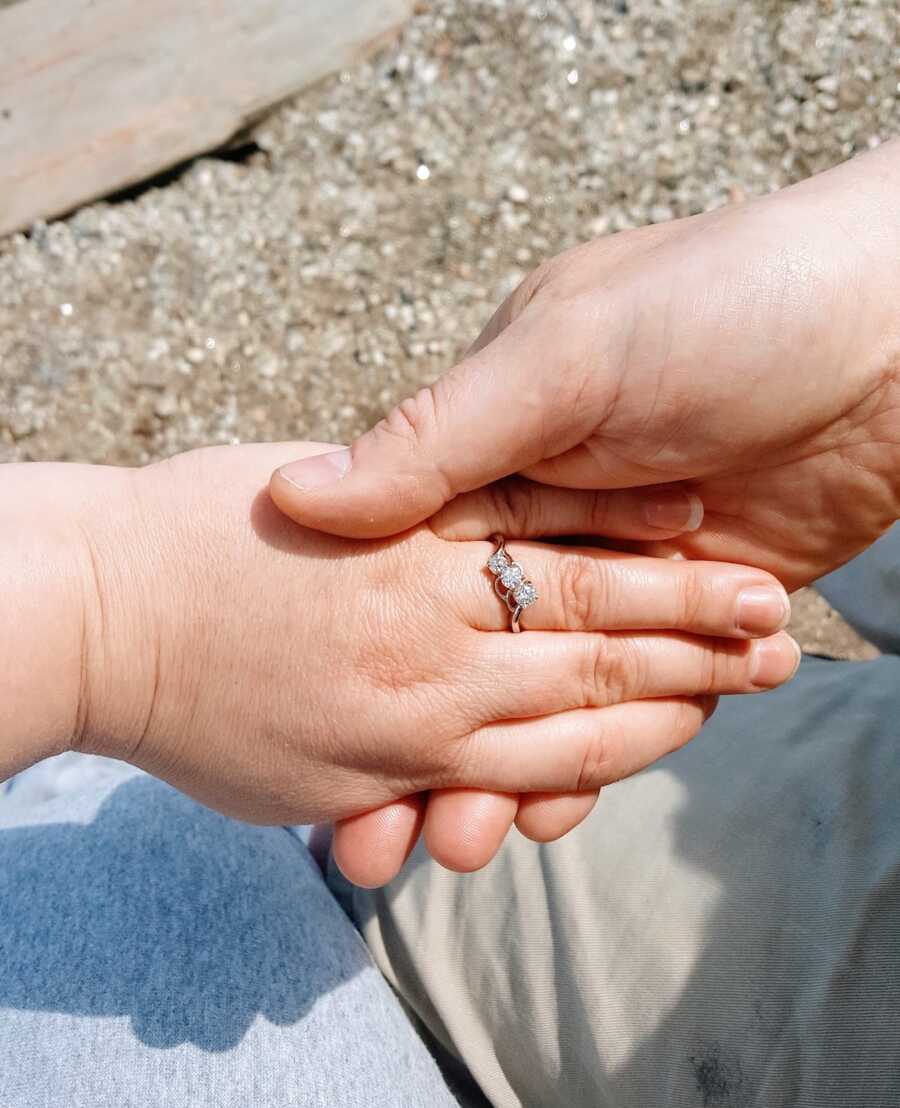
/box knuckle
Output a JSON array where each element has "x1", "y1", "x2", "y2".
[
  {"x1": 575, "y1": 728, "x2": 617, "y2": 791},
  {"x1": 586, "y1": 492, "x2": 614, "y2": 534},
  {"x1": 598, "y1": 638, "x2": 636, "y2": 706},
  {"x1": 579, "y1": 636, "x2": 606, "y2": 703},
  {"x1": 559, "y1": 555, "x2": 607, "y2": 631},
  {"x1": 697, "y1": 645, "x2": 724, "y2": 695},
  {"x1": 379, "y1": 384, "x2": 439, "y2": 449},
  {"x1": 374, "y1": 383, "x2": 456, "y2": 502},
  {"x1": 675, "y1": 567, "x2": 708, "y2": 628},
  {"x1": 580, "y1": 634, "x2": 632, "y2": 707},
  {"x1": 701, "y1": 640, "x2": 746, "y2": 694}
]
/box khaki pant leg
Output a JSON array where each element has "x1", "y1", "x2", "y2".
[{"x1": 335, "y1": 656, "x2": 900, "y2": 1108}]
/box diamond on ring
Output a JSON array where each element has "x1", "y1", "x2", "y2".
[
  {"x1": 487, "y1": 549, "x2": 511, "y2": 575},
  {"x1": 513, "y1": 581, "x2": 538, "y2": 608},
  {"x1": 500, "y1": 563, "x2": 524, "y2": 589},
  {"x1": 487, "y1": 534, "x2": 538, "y2": 632}
]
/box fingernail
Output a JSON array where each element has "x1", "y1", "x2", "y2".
[
  {"x1": 278, "y1": 448, "x2": 352, "y2": 490},
  {"x1": 643, "y1": 490, "x2": 704, "y2": 532},
  {"x1": 736, "y1": 585, "x2": 790, "y2": 634},
  {"x1": 751, "y1": 635, "x2": 802, "y2": 688}
]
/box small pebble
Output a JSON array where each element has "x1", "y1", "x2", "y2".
[{"x1": 155, "y1": 392, "x2": 179, "y2": 418}]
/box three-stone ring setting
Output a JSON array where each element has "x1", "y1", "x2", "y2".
[{"x1": 487, "y1": 534, "x2": 538, "y2": 633}]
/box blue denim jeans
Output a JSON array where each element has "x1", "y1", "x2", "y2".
[{"x1": 0, "y1": 773, "x2": 458, "y2": 1107}]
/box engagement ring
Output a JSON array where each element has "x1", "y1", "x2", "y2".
[{"x1": 487, "y1": 534, "x2": 538, "y2": 633}]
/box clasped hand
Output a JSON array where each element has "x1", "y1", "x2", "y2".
[{"x1": 53, "y1": 444, "x2": 798, "y2": 888}]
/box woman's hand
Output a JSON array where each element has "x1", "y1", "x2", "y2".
[
  {"x1": 325, "y1": 475, "x2": 801, "y2": 886},
  {"x1": 7, "y1": 444, "x2": 798, "y2": 834},
  {"x1": 270, "y1": 140, "x2": 900, "y2": 590}
]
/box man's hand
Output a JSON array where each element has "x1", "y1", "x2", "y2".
[{"x1": 270, "y1": 141, "x2": 900, "y2": 590}]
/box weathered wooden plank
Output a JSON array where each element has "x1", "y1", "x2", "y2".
[{"x1": 0, "y1": 0, "x2": 412, "y2": 235}]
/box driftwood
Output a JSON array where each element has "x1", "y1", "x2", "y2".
[{"x1": 0, "y1": 0, "x2": 412, "y2": 235}]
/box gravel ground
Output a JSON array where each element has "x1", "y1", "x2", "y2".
[{"x1": 2, "y1": 0, "x2": 897, "y2": 657}]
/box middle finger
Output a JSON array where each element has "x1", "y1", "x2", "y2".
[{"x1": 470, "y1": 626, "x2": 800, "y2": 724}]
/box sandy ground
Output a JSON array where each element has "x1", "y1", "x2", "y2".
[{"x1": 2, "y1": 0, "x2": 897, "y2": 657}]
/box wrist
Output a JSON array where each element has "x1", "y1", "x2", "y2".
[
  {"x1": 70, "y1": 463, "x2": 176, "y2": 766},
  {"x1": 0, "y1": 462, "x2": 145, "y2": 778},
  {"x1": 788, "y1": 139, "x2": 900, "y2": 520}
]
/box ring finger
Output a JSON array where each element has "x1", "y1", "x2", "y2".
[{"x1": 454, "y1": 539, "x2": 790, "y2": 639}]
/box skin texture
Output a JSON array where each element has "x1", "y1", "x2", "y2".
[
  {"x1": 0, "y1": 445, "x2": 798, "y2": 836},
  {"x1": 271, "y1": 142, "x2": 900, "y2": 884},
  {"x1": 272, "y1": 140, "x2": 900, "y2": 587}
]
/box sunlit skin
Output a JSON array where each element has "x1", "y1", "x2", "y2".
[
  {"x1": 2, "y1": 445, "x2": 797, "y2": 838},
  {"x1": 272, "y1": 142, "x2": 900, "y2": 885}
]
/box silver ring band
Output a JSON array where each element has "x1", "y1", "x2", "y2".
[{"x1": 486, "y1": 533, "x2": 538, "y2": 633}]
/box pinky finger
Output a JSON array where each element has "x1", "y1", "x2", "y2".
[
  {"x1": 515, "y1": 791, "x2": 601, "y2": 842},
  {"x1": 460, "y1": 696, "x2": 719, "y2": 795}
]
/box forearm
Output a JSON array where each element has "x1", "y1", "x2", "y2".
[{"x1": 0, "y1": 463, "x2": 144, "y2": 779}]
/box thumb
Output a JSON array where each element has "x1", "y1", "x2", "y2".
[{"x1": 269, "y1": 315, "x2": 598, "y2": 538}]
